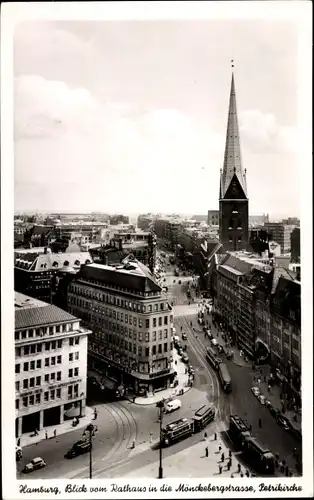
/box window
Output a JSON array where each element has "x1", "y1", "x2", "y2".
[
  {"x1": 158, "y1": 317, "x2": 162, "y2": 326},
  {"x1": 45, "y1": 374, "x2": 49, "y2": 383},
  {"x1": 152, "y1": 345, "x2": 156, "y2": 355},
  {"x1": 57, "y1": 371, "x2": 61, "y2": 381},
  {"x1": 73, "y1": 384, "x2": 79, "y2": 397},
  {"x1": 49, "y1": 326, "x2": 54, "y2": 335},
  {"x1": 56, "y1": 388, "x2": 61, "y2": 398},
  {"x1": 45, "y1": 358, "x2": 50, "y2": 367},
  {"x1": 23, "y1": 397, "x2": 28, "y2": 407},
  {"x1": 138, "y1": 332, "x2": 143, "y2": 342},
  {"x1": 158, "y1": 330, "x2": 162, "y2": 340},
  {"x1": 145, "y1": 332, "x2": 150, "y2": 342},
  {"x1": 75, "y1": 352, "x2": 79, "y2": 360},
  {"x1": 24, "y1": 346, "x2": 30, "y2": 355},
  {"x1": 29, "y1": 395, "x2": 34, "y2": 406},
  {"x1": 145, "y1": 347, "x2": 149, "y2": 356},
  {"x1": 23, "y1": 362, "x2": 29, "y2": 371},
  {"x1": 149, "y1": 305, "x2": 152, "y2": 312},
  {"x1": 57, "y1": 355, "x2": 62, "y2": 364},
  {"x1": 146, "y1": 319, "x2": 150, "y2": 328},
  {"x1": 133, "y1": 317, "x2": 137, "y2": 326},
  {"x1": 36, "y1": 359, "x2": 42, "y2": 369},
  {"x1": 45, "y1": 342, "x2": 50, "y2": 351},
  {"x1": 30, "y1": 361, "x2": 35, "y2": 370},
  {"x1": 51, "y1": 356, "x2": 56, "y2": 366},
  {"x1": 37, "y1": 343, "x2": 42, "y2": 353},
  {"x1": 164, "y1": 329, "x2": 168, "y2": 339},
  {"x1": 160, "y1": 303, "x2": 164, "y2": 310},
  {"x1": 22, "y1": 331, "x2": 27, "y2": 339},
  {"x1": 29, "y1": 377, "x2": 35, "y2": 388},
  {"x1": 69, "y1": 337, "x2": 74, "y2": 346},
  {"x1": 139, "y1": 320, "x2": 142, "y2": 328},
  {"x1": 23, "y1": 379, "x2": 28, "y2": 389},
  {"x1": 138, "y1": 346, "x2": 142, "y2": 356},
  {"x1": 15, "y1": 364, "x2": 20, "y2": 374},
  {"x1": 75, "y1": 337, "x2": 79, "y2": 345},
  {"x1": 44, "y1": 392, "x2": 49, "y2": 401},
  {"x1": 51, "y1": 341, "x2": 56, "y2": 349},
  {"x1": 50, "y1": 390, "x2": 55, "y2": 400},
  {"x1": 35, "y1": 393, "x2": 41, "y2": 404},
  {"x1": 15, "y1": 399, "x2": 19, "y2": 410},
  {"x1": 15, "y1": 381, "x2": 20, "y2": 392},
  {"x1": 153, "y1": 318, "x2": 157, "y2": 327},
  {"x1": 36, "y1": 376, "x2": 41, "y2": 386},
  {"x1": 158, "y1": 344, "x2": 162, "y2": 354},
  {"x1": 164, "y1": 343, "x2": 168, "y2": 352},
  {"x1": 30, "y1": 344, "x2": 36, "y2": 354},
  {"x1": 69, "y1": 369, "x2": 73, "y2": 378},
  {"x1": 74, "y1": 368, "x2": 79, "y2": 377},
  {"x1": 164, "y1": 316, "x2": 168, "y2": 325},
  {"x1": 50, "y1": 373, "x2": 55, "y2": 381},
  {"x1": 69, "y1": 353, "x2": 73, "y2": 362}
]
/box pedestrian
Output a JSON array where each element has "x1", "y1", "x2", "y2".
[
  {"x1": 268, "y1": 384, "x2": 271, "y2": 393},
  {"x1": 230, "y1": 473, "x2": 234, "y2": 478},
  {"x1": 45, "y1": 431, "x2": 48, "y2": 439},
  {"x1": 150, "y1": 432, "x2": 153, "y2": 443},
  {"x1": 229, "y1": 449, "x2": 232, "y2": 458},
  {"x1": 219, "y1": 464, "x2": 223, "y2": 474},
  {"x1": 237, "y1": 463, "x2": 241, "y2": 473},
  {"x1": 54, "y1": 429, "x2": 56, "y2": 437},
  {"x1": 205, "y1": 446, "x2": 209, "y2": 457},
  {"x1": 17, "y1": 438, "x2": 21, "y2": 447},
  {"x1": 240, "y1": 473, "x2": 244, "y2": 477},
  {"x1": 221, "y1": 452, "x2": 224, "y2": 462},
  {"x1": 214, "y1": 432, "x2": 217, "y2": 441},
  {"x1": 258, "y1": 418, "x2": 262, "y2": 428},
  {"x1": 132, "y1": 439, "x2": 135, "y2": 449},
  {"x1": 204, "y1": 432, "x2": 208, "y2": 440},
  {"x1": 133, "y1": 396, "x2": 136, "y2": 403},
  {"x1": 34, "y1": 428, "x2": 39, "y2": 436},
  {"x1": 94, "y1": 411, "x2": 98, "y2": 420},
  {"x1": 246, "y1": 469, "x2": 250, "y2": 477},
  {"x1": 227, "y1": 460, "x2": 231, "y2": 471},
  {"x1": 218, "y1": 445, "x2": 222, "y2": 452}
]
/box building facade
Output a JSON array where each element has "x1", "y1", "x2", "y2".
[
  {"x1": 68, "y1": 260, "x2": 174, "y2": 395},
  {"x1": 219, "y1": 73, "x2": 249, "y2": 251},
  {"x1": 290, "y1": 227, "x2": 300, "y2": 263},
  {"x1": 264, "y1": 223, "x2": 296, "y2": 254},
  {"x1": 207, "y1": 210, "x2": 219, "y2": 226},
  {"x1": 15, "y1": 292, "x2": 91, "y2": 437}
]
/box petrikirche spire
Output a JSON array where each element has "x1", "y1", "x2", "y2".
[{"x1": 220, "y1": 65, "x2": 247, "y2": 199}]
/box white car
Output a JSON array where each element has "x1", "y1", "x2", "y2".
[
  {"x1": 251, "y1": 386, "x2": 260, "y2": 397},
  {"x1": 211, "y1": 338, "x2": 218, "y2": 346},
  {"x1": 258, "y1": 394, "x2": 266, "y2": 405},
  {"x1": 164, "y1": 399, "x2": 182, "y2": 414}
]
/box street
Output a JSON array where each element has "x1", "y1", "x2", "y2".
[{"x1": 16, "y1": 256, "x2": 301, "y2": 479}]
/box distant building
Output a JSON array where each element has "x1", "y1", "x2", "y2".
[
  {"x1": 15, "y1": 292, "x2": 91, "y2": 437},
  {"x1": 249, "y1": 214, "x2": 269, "y2": 227},
  {"x1": 24, "y1": 225, "x2": 54, "y2": 248},
  {"x1": 282, "y1": 217, "x2": 300, "y2": 226},
  {"x1": 290, "y1": 227, "x2": 300, "y2": 263},
  {"x1": 14, "y1": 248, "x2": 92, "y2": 302},
  {"x1": 219, "y1": 73, "x2": 249, "y2": 251},
  {"x1": 137, "y1": 214, "x2": 155, "y2": 231},
  {"x1": 264, "y1": 223, "x2": 296, "y2": 254},
  {"x1": 68, "y1": 260, "x2": 174, "y2": 395},
  {"x1": 191, "y1": 214, "x2": 208, "y2": 223},
  {"x1": 154, "y1": 217, "x2": 182, "y2": 251},
  {"x1": 109, "y1": 214, "x2": 129, "y2": 225},
  {"x1": 207, "y1": 210, "x2": 219, "y2": 226}
]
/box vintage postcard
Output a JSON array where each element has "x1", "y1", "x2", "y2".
[{"x1": 1, "y1": 1, "x2": 312, "y2": 499}]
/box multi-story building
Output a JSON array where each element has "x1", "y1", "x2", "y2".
[
  {"x1": 24, "y1": 225, "x2": 54, "y2": 248},
  {"x1": 154, "y1": 217, "x2": 182, "y2": 251},
  {"x1": 109, "y1": 214, "x2": 130, "y2": 225},
  {"x1": 264, "y1": 222, "x2": 296, "y2": 254},
  {"x1": 15, "y1": 292, "x2": 91, "y2": 437},
  {"x1": 219, "y1": 73, "x2": 249, "y2": 251},
  {"x1": 290, "y1": 227, "x2": 300, "y2": 263},
  {"x1": 14, "y1": 248, "x2": 92, "y2": 302},
  {"x1": 249, "y1": 214, "x2": 269, "y2": 227},
  {"x1": 137, "y1": 214, "x2": 155, "y2": 231},
  {"x1": 207, "y1": 210, "x2": 219, "y2": 226},
  {"x1": 68, "y1": 259, "x2": 175, "y2": 395}
]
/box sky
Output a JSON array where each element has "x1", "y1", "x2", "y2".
[{"x1": 13, "y1": 13, "x2": 303, "y2": 218}]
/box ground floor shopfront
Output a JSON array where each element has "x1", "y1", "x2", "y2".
[
  {"x1": 88, "y1": 352, "x2": 174, "y2": 396},
  {"x1": 15, "y1": 398, "x2": 86, "y2": 437}
]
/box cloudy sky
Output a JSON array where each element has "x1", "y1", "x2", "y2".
[{"x1": 13, "y1": 10, "x2": 304, "y2": 218}]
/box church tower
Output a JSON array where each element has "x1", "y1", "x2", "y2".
[{"x1": 219, "y1": 69, "x2": 249, "y2": 251}]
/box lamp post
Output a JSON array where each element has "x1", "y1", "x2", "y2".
[
  {"x1": 83, "y1": 423, "x2": 95, "y2": 479},
  {"x1": 156, "y1": 400, "x2": 165, "y2": 479}
]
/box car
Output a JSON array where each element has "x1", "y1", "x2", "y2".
[
  {"x1": 258, "y1": 394, "x2": 267, "y2": 405},
  {"x1": 188, "y1": 365, "x2": 195, "y2": 375},
  {"x1": 268, "y1": 405, "x2": 281, "y2": 418},
  {"x1": 16, "y1": 445, "x2": 23, "y2": 461},
  {"x1": 182, "y1": 333, "x2": 187, "y2": 340},
  {"x1": 178, "y1": 280, "x2": 182, "y2": 284},
  {"x1": 177, "y1": 348, "x2": 183, "y2": 356},
  {"x1": 276, "y1": 414, "x2": 291, "y2": 430},
  {"x1": 251, "y1": 386, "x2": 260, "y2": 397},
  {"x1": 164, "y1": 399, "x2": 182, "y2": 413},
  {"x1": 217, "y1": 344, "x2": 226, "y2": 355},
  {"x1": 211, "y1": 338, "x2": 218, "y2": 346},
  {"x1": 65, "y1": 440, "x2": 91, "y2": 459},
  {"x1": 23, "y1": 457, "x2": 46, "y2": 473},
  {"x1": 181, "y1": 353, "x2": 189, "y2": 363}
]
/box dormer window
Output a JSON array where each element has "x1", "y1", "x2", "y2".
[
  {"x1": 63, "y1": 260, "x2": 70, "y2": 266},
  {"x1": 74, "y1": 260, "x2": 80, "y2": 266},
  {"x1": 52, "y1": 261, "x2": 59, "y2": 268}
]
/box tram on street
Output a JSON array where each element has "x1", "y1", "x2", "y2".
[
  {"x1": 218, "y1": 362, "x2": 232, "y2": 392},
  {"x1": 206, "y1": 346, "x2": 222, "y2": 370}
]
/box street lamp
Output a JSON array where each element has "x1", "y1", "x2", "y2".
[
  {"x1": 156, "y1": 400, "x2": 165, "y2": 479},
  {"x1": 83, "y1": 423, "x2": 96, "y2": 479}
]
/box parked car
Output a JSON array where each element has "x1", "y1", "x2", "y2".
[
  {"x1": 258, "y1": 394, "x2": 267, "y2": 405},
  {"x1": 182, "y1": 332, "x2": 187, "y2": 340},
  {"x1": 164, "y1": 399, "x2": 182, "y2": 413},
  {"x1": 170, "y1": 379, "x2": 179, "y2": 389},
  {"x1": 217, "y1": 344, "x2": 226, "y2": 355},
  {"x1": 251, "y1": 386, "x2": 260, "y2": 397},
  {"x1": 276, "y1": 413, "x2": 291, "y2": 430},
  {"x1": 23, "y1": 457, "x2": 46, "y2": 473},
  {"x1": 65, "y1": 440, "x2": 91, "y2": 459},
  {"x1": 188, "y1": 365, "x2": 195, "y2": 375},
  {"x1": 181, "y1": 353, "x2": 189, "y2": 363},
  {"x1": 268, "y1": 405, "x2": 281, "y2": 418},
  {"x1": 177, "y1": 348, "x2": 183, "y2": 356},
  {"x1": 211, "y1": 338, "x2": 218, "y2": 346}
]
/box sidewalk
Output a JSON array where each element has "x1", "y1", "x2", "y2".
[
  {"x1": 129, "y1": 349, "x2": 191, "y2": 406},
  {"x1": 123, "y1": 431, "x2": 245, "y2": 479},
  {"x1": 17, "y1": 406, "x2": 94, "y2": 448}
]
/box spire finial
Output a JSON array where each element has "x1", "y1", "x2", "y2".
[{"x1": 231, "y1": 59, "x2": 234, "y2": 70}]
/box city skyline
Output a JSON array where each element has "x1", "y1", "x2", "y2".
[{"x1": 13, "y1": 15, "x2": 304, "y2": 218}]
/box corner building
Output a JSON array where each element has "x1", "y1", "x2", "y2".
[
  {"x1": 68, "y1": 260, "x2": 174, "y2": 394},
  {"x1": 219, "y1": 73, "x2": 249, "y2": 251},
  {"x1": 15, "y1": 292, "x2": 91, "y2": 437}
]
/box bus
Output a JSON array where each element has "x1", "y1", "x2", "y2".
[
  {"x1": 161, "y1": 418, "x2": 194, "y2": 447},
  {"x1": 242, "y1": 436, "x2": 275, "y2": 475},
  {"x1": 229, "y1": 415, "x2": 251, "y2": 448},
  {"x1": 206, "y1": 346, "x2": 222, "y2": 370},
  {"x1": 193, "y1": 404, "x2": 216, "y2": 432},
  {"x1": 218, "y1": 363, "x2": 232, "y2": 392}
]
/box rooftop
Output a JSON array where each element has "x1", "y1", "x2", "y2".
[{"x1": 15, "y1": 292, "x2": 78, "y2": 330}]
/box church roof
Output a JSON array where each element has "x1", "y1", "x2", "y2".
[{"x1": 220, "y1": 73, "x2": 247, "y2": 199}]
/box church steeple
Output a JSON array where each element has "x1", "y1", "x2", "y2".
[{"x1": 220, "y1": 70, "x2": 247, "y2": 199}]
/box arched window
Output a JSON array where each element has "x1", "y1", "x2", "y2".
[
  {"x1": 63, "y1": 260, "x2": 70, "y2": 266},
  {"x1": 52, "y1": 261, "x2": 59, "y2": 268},
  {"x1": 74, "y1": 260, "x2": 80, "y2": 266}
]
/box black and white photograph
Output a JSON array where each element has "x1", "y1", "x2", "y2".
[{"x1": 1, "y1": 1, "x2": 312, "y2": 498}]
